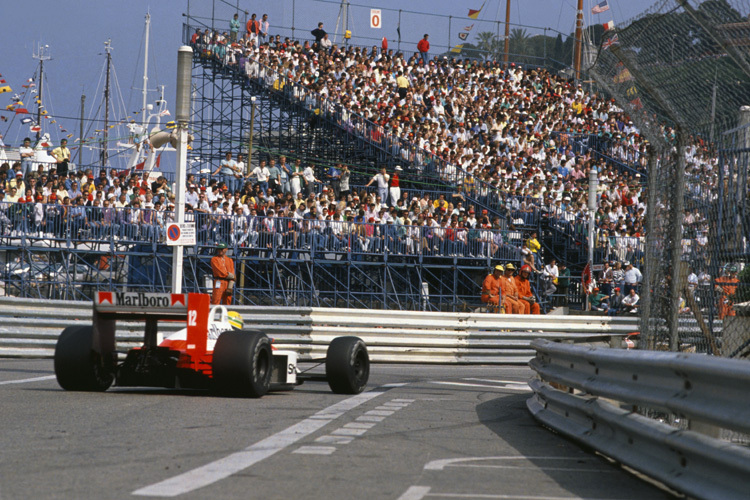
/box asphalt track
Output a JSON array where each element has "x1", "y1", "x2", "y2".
[{"x1": 0, "y1": 359, "x2": 675, "y2": 500}]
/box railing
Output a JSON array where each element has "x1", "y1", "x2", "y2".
[
  {"x1": 0, "y1": 296, "x2": 638, "y2": 362},
  {"x1": 528, "y1": 339, "x2": 750, "y2": 499}
]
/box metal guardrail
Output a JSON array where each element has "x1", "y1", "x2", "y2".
[
  {"x1": 527, "y1": 339, "x2": 750, "y2": 500},
  {"x1": 0, "y1": 297, "x2": 638, "y2": 364}
]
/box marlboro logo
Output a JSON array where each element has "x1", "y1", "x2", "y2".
[{"x1": 96, "y1": 292, "x2": 187, "y2": 309}]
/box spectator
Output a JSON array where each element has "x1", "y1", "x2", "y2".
[
  {"x1": 230, "y1": 13, "x2": 241, "y2": 43},
  {"x1": 417, "y1": 34, "x2": 430, "y2": 65},
  {"x1": 622, "y1": 261, "x2": 642, "y2": 295},
  {"x1": 311, "y1": 22, "x2": 327, "y2": 45},
  {"x1": 499, "y1": 263, "x2": 524, "y2": 314},
  {"x1": 621, "y1": 288, "x2": 639, "y2": 314},
  {"x1": 588, "y1": 287, "x2": 609, "y2": 312}
]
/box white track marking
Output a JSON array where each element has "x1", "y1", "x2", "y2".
[
  {"x1": 401, "y1": 491, "x2": 601, "y2": 499},
  {"x1": 364, "y1": 410, "x2": 395, "y2": 416},
  {"x1": 424, "y1": 457, "x2": 599, "y2": 471},
  {"x1": 314, "y1": 435, "x2": 354, "y2": 445},
  {"x1": 292, "y1": 446, "x2": 336, "y2": 455},
  {"x1": 398, "y1": 486, "x2": 432, "y2": 500},
  {"x1": 332, "y1": 427, "x2": 368, "y2": 436},
  {"x1": 375, "y1": 405, "x2": 402, "y2": 411},
  {"x1": 0, "y1": 375, "x2": 56, "y2": 386},
  {"x1": 343, "y1": 422, "x2": 376, "y2": 429},
  {"x1": 463, "y1": 378, "x2": 530, "y2": 386},
  {"x1": 356, "y1": 415, "x2": 385, "y2": 422},
  {"x1": 132, "y1": 390, "x2": 385, "y2": 497},
  {"x1": 430, "y1": 381, "x2": 532, "y2": 392},
  {"x1": 391, "y1": 398, "x2": 416, "y2": 402}
]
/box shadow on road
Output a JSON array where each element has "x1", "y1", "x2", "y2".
[{"x1": 476, "y1": 394, "x2": 675, "y2": 499}]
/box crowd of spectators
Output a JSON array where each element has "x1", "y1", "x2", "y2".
[{"x1": 2, "y1": 18, "x2": 742, "y2": 310}]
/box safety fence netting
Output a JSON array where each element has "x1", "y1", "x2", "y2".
[{"x1": 587, "y1": 0, "x2": 750, "y2": 359}]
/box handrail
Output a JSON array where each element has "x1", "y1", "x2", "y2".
[{"x1": 528, "y1": 339, "x2": 750, "y2": 499}]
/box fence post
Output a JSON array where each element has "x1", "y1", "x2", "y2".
[{"x1": 668, "y1": 130, "x2": 687, "y2": 351}]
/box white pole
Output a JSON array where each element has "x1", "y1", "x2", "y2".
[
  {"x1": 172, "y1": 45, "x2": 193, "y2": 294},
  {"x1": 587, "y1": 166, "x2": 598, "y2": 269},
  {"x1": 142, "y1": 12, "x2": 150, "y2": 128}
]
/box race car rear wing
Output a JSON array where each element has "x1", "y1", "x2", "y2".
[{"x1": 92, "y1": 292, "x2": 212, "y2": 363}]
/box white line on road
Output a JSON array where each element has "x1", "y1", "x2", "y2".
[
  {"x1": 314, "y1": 435, "x2": 354, "y2": 445},
  {"x1": 132, "y1": 389, "x2": 386, "y2": 497},
  {"x1": 430, "y1": 381, "x2": 532, "y2": 392},
  {"x1": 292, "y1": 446, "x2": 336, "y2": 455},
  {"x1": 356, "y1": 415, "x2": 385, "y2": 422},
  {"x1": 331, "y1": 427, "x2": 368, "y2": 436},
  {"x1": 398, "y1": 486, "x2": 432, "y2": 500},
  {"x1": 424, "y1": 457, "x2": 598, "y2": 471},
  {"x1": 0, "y1": 375, "x2": 56, "y2": 386},
  {"x1": 397, "y1": 486, "x2": 610, "y2": 500},
  {"x1": 463, "y1": 378, "x2": 530, "y2": 386}
]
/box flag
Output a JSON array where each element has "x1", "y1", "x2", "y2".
[
  {"x1": 630, "y1": 97, "x2": 643, "y2": 109},
  {"x1": 582, "y1": 262, "x2": 592, "y2": 294},
  {"x1": 67, "y1": 133, "x2": 74, "y2": 138},
  {"x1": 614, "y1": 67, "x2": 632, "y2": 83},
  {"x1": 463, "y1": 24, "x2": 474, "y2": 31},
  {"x1": 15, "y1": 107, "x2": 29, "y2": 115},
  {"x1": 603, "y1": 20, "x2": 615, "y2": 31},
  {"x1": 155, "y1": 152, "x2": 162, "y2": 169},
  {"x1": 20, "y1": 117, "x2": 32, "y2": 124},
  {"x1": 396, "y1": 25, "x2": 401, "y2": 40},
  {"x1": 602, "y1": 34, "x2": 619, "y2": 49},
  {"x1": 468, "y1": 1, "x2": 486, "y2": 19},
  {"x1": 0, "y1": 85, "x2": 11, "y2": 93},
  {"x1": 30, "y1": 125, "x2": 41, "y2": 132},
  {"x1": 450, "y1": 44, "x2": 465, "y2": 54},
  {"x1": 0, "y1": 79, "x2": 6, "y2": 83},
  {"x1": 0, "y1": 116, "x2": 6, "y2": 122},
  {"x1": 592, "y1": 0, "x2": 609, "y2": 14},
  {"x1": 458, "y1": 32, "x2": 469, "y2": 41},
  {"x1": 159, "y1": 109, "x2": 170, "y2": 117},
  {"x1": 135, "y1": 160, "x2": 145, "y2": 170}
]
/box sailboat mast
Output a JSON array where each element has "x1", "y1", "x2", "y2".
[
  {"x1": 102, "y1": 39, "x2": 112, "y2": 168},
  {"x1": 504, "y1": 0, "x2": 511, "y2": 63},
  {"x1": 32, "y1": 44, "x2": 50, "y2": 141},
  {"x1": 142, "y1": 12, "x2": 151, "y2": 128},
  {"x1": 574, "y1": 0, "x2": 584, "y2": 80}
]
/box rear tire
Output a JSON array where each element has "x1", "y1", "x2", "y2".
[
  {"x1": 213, "y1": 330, "x2": 272, "y2": 398},
  {"x1": 54, "y1": 325, "x2": 114, "y2": 392},
  {"x1": 326, "y1": 336, "x2": 369, "y2": 394}
]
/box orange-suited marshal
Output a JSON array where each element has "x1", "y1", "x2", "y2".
[{"x1": 211, "y1": 243, "x2": 236, "y2": 305}]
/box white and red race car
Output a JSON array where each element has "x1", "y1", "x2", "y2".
[{"x1": 54, "y1": 292, "x2": 369, "y2": 397}]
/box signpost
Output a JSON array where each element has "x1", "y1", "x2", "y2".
[
  {"x1": 370, "y1": 9, "x2": 381, "y2": 29},
  {"x1": 166, "y1": 222, "x2": 196, "y2": 246}
]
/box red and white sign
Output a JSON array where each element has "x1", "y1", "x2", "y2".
[
  {"x1": 370, "y1": 9, "x2": 381, "y2": 29},
  {"x1": 166, "y1": 222, "x2": 196, "y2": 246},
  {"x1": 95, "y1": 292, "x2": 188, "y2": 313}
]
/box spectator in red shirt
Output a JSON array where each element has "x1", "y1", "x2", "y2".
[{"x1": 417, "y1": 34, "x2": 430, "y2": 65}]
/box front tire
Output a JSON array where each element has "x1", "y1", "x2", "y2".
[
  {"x1": 54, "y1": 325, "x2": 114, "y2": 392},
  {"x1": 213, "y1": 330, "x2": 272, "y2": 398},
  {"x1": 326, "y1": 336, "x2": 369, "y2": 394}
]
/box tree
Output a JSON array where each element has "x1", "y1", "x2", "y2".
[{"x1": 475, "y1": 31, "x2": 500, "y2": 59}]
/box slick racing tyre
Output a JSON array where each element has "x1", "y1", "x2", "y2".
[
  {"x1": 326, "y1": 336, "x2": 369, "y2": 394},
  {"x1": 54, "y1": 325, "x2": 115, "y2": 392},
  {"x1": 213, "y1": 330, "x2": 272, "y2": 398}
]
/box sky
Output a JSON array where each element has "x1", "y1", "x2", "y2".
[{"x1": 0, "y1": 0, "x2": 658, "y2": 169}]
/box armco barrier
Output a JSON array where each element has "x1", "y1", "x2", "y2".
[
  {"x1": 528, "y1": 339, "x2": 750, "y2": 499},
  {"x1": 0, "y1": 297, "x2": 638, "y2": 364}
]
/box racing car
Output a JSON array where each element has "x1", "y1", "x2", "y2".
[{"x1": 54, "y1": 292, "x2": 369, "y2": 397}]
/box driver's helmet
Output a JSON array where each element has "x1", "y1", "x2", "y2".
[{"x1": 227, "y1": 310, "x2": 244, "y2": 330}]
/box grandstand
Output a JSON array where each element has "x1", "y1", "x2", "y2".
[{"x1": 1, "y1": 4, "x2": 746, "y2": 323}]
